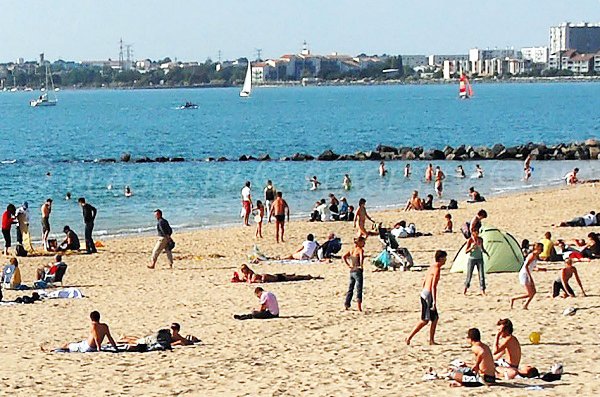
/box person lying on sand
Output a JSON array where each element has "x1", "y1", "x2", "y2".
[
  {"x1": 53, "y1": 311, "x2": 117, "y2": 353},
  {"x1": 556, "y1": 240, "x2": 590, "y2": 262},
  {"x1": 493, "y1": 318, "x2": 521, "y2": 379},
  {"x1": 119, "y1": 323, "x2": 200, "y2": 346},
  {"x1": 236, "y1": 264, "x2": 322, "y2": 283},
  {"x1": 557, "y1": 210, "x2": 597, "y2": 227},
  {"x1": 552, "y1": 258, "x2": 586, "y2": 299},
  {"x1": 448, "y1": 328, "x2": 496, "y2": 387}
]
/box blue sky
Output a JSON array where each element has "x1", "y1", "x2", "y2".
[{"x1": 1, "y1": 0, "x2": 598, "y2": 62}]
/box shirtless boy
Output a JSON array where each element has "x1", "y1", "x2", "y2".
[
  {"x1": 354, "y1": 198, "x2": 376, "y2": 238},
  {"x1": 425, "y1": 163, "x2": 433, "y2": 182},
  {"x1": 493, "y1": 318, "x2": 521, "y2": 379},
  {"x1": 406, "y1": 250, "x2": 446, "y2": 345},
  {"x1": 435, "y1": 166, "x2": 446, "y2": 198},
  {"x1": 552, "y1": 258, "x2": 587, "y2": 298},
  {"x1": 449, "y1": 328, "x2": 496, "y2": 387},
  {"x1": 269, "y1": 192, "x2": 290, "y2": 243},
  {"x1": 170, "y1": 323, "x2": 201, "y2": 346},
  {"x1": 58, "y1": 311, "x2": 117, "y2": 352}
]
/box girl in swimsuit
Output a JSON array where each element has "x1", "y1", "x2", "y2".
[{"x1": 510, "y1": 243, "x2": 545, "y2": 309}]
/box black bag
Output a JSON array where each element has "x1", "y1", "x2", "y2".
[
  {"x1": 15, "y1": 244, "x2": 27, "y2": 257},
  {"x1": 448, "y1": 199, "x2": 458, "y2": 210},
  {"x1": 167, "y1": 239, "x2": 175, "y2": 250},
  {"x1": 461, "y1": 222, "x2": 471, "y2": 239}
]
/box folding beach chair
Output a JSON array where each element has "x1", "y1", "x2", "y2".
[{"x1": 35, "y1": 263, "x2": 68, "y2": 289}]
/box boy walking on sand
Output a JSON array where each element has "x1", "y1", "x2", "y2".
[{"x1": 406, "y1": 250, "x2": 447, "y2": 345}]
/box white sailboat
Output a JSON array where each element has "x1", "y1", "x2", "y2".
[
  {"x1": 239, "y1": 60, "x2": 252, "y2": 97},
  {"x1": 30, "y1": 65, "x2": 57, "y2": 107}
]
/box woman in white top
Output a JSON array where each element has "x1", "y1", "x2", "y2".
[{"x1": 510, "y1": 243, "x2": 545, "y2": 310}]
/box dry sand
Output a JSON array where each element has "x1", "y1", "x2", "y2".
[{"x1": 1, "y1": 184, "x2": 600, "y2": 396}]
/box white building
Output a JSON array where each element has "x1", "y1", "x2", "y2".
[{"x1": 521, "y1": 47, "x2": 549, "y2": 64}]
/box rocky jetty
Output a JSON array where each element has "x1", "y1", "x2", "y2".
[{"x1": 76, "y1": 139, "x2": 600, "y2": 164}]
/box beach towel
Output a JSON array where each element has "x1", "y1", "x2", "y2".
[{"x1": 40, "y1": 288, "x2": 84, "y2": 299}]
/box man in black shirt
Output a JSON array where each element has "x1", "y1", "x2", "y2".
[
  {"x1": 78, "y1": 198, "x2": 97, "y2": 254},
  {"x1": 149, "y1": 209, "x2": 174, "y2": 269}
]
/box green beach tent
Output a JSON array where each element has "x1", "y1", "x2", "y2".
[{"x1": 450, "y1": 226, "x2": 524, "y2": 273}]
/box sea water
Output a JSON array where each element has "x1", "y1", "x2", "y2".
[{"x1": 0, "y1": 83, "x2": 599, "y2": 239}]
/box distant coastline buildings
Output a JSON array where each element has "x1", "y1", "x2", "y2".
[{"x1": 1, "y1": 21, "x2": 600, "y2": 89}]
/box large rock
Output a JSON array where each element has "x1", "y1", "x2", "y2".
[
  {"x1": 589, "y1": 146, "x2": 600, "y2": 160},
  {"x1": 239, "y1": 155, "x2": 249, "y2": 161},
  {"x1": 120, "y1": 152, "x2": 131, "y2": 162},
  {"x1": 420, "y1": 149, "x2": 445, "y2": 160},
  {"x1": 365, "y1": 151, "x2": 382, "y2": 160},
  {"x1": 443, "y1": 145, "x2": 454, "y2": 156},
  {"x1": 445, "y1": 153, "x2": 456, "y2": 161},
  {"x1": 291, "y1": 153, "x2": 314, "y2": 161},
  {"x1": 257, "y1": 153, "x2": 271, "y2": 161},
  {"x1": 375, "y1": 144, "x2": 398, "y2": 154},
  {"x1": 496, "y1": 147, "x2": 518, "y2": 159},
  {"x1": 317, "y1": 150, "x2": 339, "y2": 161},
  {"x1": 217, "y1": 157, "x2": 228, "y2": 162},
  {"x1": 355, "y1": 151, "x2": 368, "y2": 161},
  {"x1": 337, "y1": 154, "x2": 356, "y2": 161},
  {"x1": 169, "y1": 157, "x2": 185, "y2": 162},
  {"x1": 491, "y1": 143, "x2": 505, "y2": 157},
  {"x1": 453, "y1": 145, "x2": 467, "y2": 157},
  {"x1": 96, "y1": 158, "x2": 116, "y2": 163},
  {"x1": 474, "y1": 146, "x2": 494, "y2": 159},
  {"x1": 135, "y1": 156, "x2": 154, "y2": 163},
  {"x1": 155, "y1": 156, "x2": 169, "y2": 163},
  {"x1": 402, "y1": 151, "x2": 416, "y2": 160},
  {"x1": 585, "y1": 138, "x2": 600, "y2": 147}
]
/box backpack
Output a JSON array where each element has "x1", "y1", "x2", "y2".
[
  {"x1": 448, "y1": 199, "x2": 458, "y2": 210},
  {"x1": 461, "y1": 222, "x2": 471, "y2": 239},
  {"x1": 15, "y1": 244, "x2": 27, "y2": 257}
]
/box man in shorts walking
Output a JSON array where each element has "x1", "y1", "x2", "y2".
[{"x1": 406, "y1": 250, "x2": 446, "y2": 345}]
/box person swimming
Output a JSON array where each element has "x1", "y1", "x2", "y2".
[{"x1": 124, "y1": 185, "x2": 133, "y2": 197}]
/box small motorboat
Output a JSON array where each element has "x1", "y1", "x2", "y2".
[{"x1": 178, "y1": 102, "x2": 198, "y2": 110}]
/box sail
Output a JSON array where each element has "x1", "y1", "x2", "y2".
[
  {"x1": 30, "y1": 65, "x2": 58, "y2": 107},
  {"x1": 240, "y1": 61, "x2": 252, "y2": 97},
  {"x1": 459, "y1": 74, "x2": 472, "y2": 99}
]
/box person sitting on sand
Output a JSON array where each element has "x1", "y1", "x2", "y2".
[
  {"x1": 423, "y1": 194, "x2": 434, "y2": 210},
  {"x1": 283, "y1": 234, "x2": 318, "y2": 260},
  {"x1": 467, "y1": 187, "x2": 485, "y2": 203},
  {"x1": 3, "y1": 257, "x2": 23, "y2": 289},
  {"x1": 539, "y1": 231, "x2": 562, "y2": 262},
  {"x1": 234, "y1": 287, "x2": 279, "y2": 320},
  {"x1": 36, "y1": 254, "x2": 66, "y2": 281},
  {"x1": 338, "y1": 197, "x2": 349, "y2": 221},
  {"x1": 558, "y1": 210, "x2": 597, "y2": 227},
  {"x1": 449, "y1": 328, "x2": 496, "y2": 387},
  {"x1": 317, "y1": 232, "x2": 342, "y2": 260},
  {"x1": 55, "y1": 311, "x2": 117, "y2": 353},
  {"x1": 565, "y1": 168, "x2": 579, "y2": 185},
  {"x1": 404, "y1": 190, "x2": 424, "y2": 211},
  {"x1": 493, "y1": 319, "x2": 521, "y2": 379},
  {"x1": 552, "y1": 258, "x2": 587, "y2": 299},
  {"x1": 346, "y1": 205, "x2": 355, "y2": 222},
  {"x1": 574, "y1": 232, "x2": 600, "y2": 258},
  {"x1": 316, "y1": 199, "x2": 331, "y2": 221},
  {"x1": 238, "y1": 264, "x2": 321, "y2": 283},
  {"x1": 510, "y1": 243, "x2": 546, "y2": 310},
  {"x1": 58, "y1": 225, "x2": 80, "y2": 251},
  {"x1": 444, "y1": 214, "x2": 453, "y2": 233}
]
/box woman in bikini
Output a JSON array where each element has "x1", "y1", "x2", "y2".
[{"x1": 239, "y1": 264, "x2": 321, "y2": 283}]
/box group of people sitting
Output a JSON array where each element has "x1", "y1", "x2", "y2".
[
  {"x1": 523, "y1": 231, "x2": 600, "y2": 262},
  {"x1": 444, "y1": 319, "x2": 561, "y2": 388},
  {"x1": 53, "y1": 311, "x2": 200, "y2": 353},
  {"x1": 309, "y1": 194, "x2": 355, "y2": 222},
  {"x1": 404, "y1": 190, "x2": 458, "y2": 211},
  {"x1": 280, "y1": 233, "x2": 342, "y2": 261},
  {"x1": 1, "y1": 254, "x2": 67, "y2": 293}
]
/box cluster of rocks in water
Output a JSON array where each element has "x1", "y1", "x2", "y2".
[{"x1": 85, "y1": 139, "x2": 600, "y2": 164}]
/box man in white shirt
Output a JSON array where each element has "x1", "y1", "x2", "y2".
[
  {"x1": 583, "y1": 211, "x2": 597, "y2": 226},
  {"x1": 565, "y1": 168, "x2": 579, "y2": 185},
  {"x1": 316, "y1": 199, "x2": 331, "y2": 221},
  {"x1": 234, "y1": 287, "x2": 279, "y2": 320},
  {"x1": 241, "y1": 181, "x2": 252, "y2": 226},
  {"x1": 391, "y1": 221, "x2": 409, "y2": 238},
  {"x1": 285, "y1": 234, "x2": 318, "y2": 260}
]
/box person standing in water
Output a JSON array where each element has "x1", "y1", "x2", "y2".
[
  {"x1": 523, "y1": 155, "x2": 532, "y2": 181},
  {"x1": 434, "y1": 166, "x2": 446, "y2": 199},
  {"x1": 343, "y1": 174, "x2": 352, "y2": 190},
  {"x1": 425, "y1": 163, "x2": 433, "y2": 183},
  {"x1": 475, "y1": 164, "x2": 484, "y2": 178},
  {"x1": 343, "y1": 236, "x2": 365, "y2": 311},
  {"x1": 263, "y1": 180, "x2": 276, "y2": 222},
  {"x1": 379, "y1": 161, "x2": 387, "y2": 177},
  {"x1": 404, "y1": 164, "x2": 411, "y2": 178},
  {"x1": 456, "y1": 165, "x2": 465, "y2": 178},
  {"x1": 309, "y1": 176, "x2": 321, "y2": 191}
]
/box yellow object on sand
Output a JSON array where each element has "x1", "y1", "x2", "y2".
[{"x1": 529, "y1": 332, "x2": 541, "y2": 345}]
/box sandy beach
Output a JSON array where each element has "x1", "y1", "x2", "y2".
[{"x1": 1, "y1": 184, "x2": 600, "y2": 396}]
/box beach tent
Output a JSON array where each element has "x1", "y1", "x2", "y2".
[{"x1": 451, "y1": 226, "x2": 524, "y2": 273}]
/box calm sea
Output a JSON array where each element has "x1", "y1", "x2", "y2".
[{"x1": 0, "y1": 83, "x2": 599, "y2": 239}]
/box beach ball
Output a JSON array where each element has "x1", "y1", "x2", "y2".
[{"x1": 529, "y1": 332, "x2": 541, "y2": 345}]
